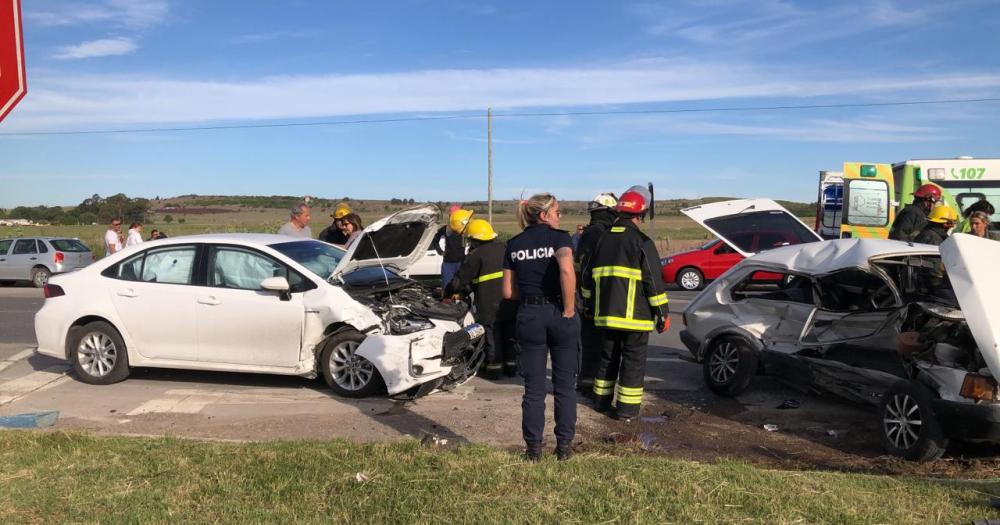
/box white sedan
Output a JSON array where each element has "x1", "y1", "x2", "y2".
[{"x1": 34, "y1": 206, "x2": 485, "y2": 398}]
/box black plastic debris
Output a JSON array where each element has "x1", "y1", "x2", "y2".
[{"x1": 776, "y1": 399, "x2": 801, "y2": 410}]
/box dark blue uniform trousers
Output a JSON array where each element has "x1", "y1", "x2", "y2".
[{"x1": 516, "y1": 304, "x2": 580, "y2": 446}]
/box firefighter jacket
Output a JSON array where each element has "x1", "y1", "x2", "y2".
[
  {"x1": 433, "y1": 226, "x2": 467, "y2": 263},
  {"x1": 581, "y1": 219, "x2": 668, "y2": 332},
  {"x1": 445, "y1": 239, "x2": 515, "y2": 325},
  {"x1": 888, "y1": 203, "x2": 929, "y2": 242},
  {"x1": 574, "y1": 209, "x2": 616, "y2": 276}
]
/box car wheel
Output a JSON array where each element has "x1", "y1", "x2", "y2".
[
  {"x1": 703, "y1": 335, "x2": 757, "y2": 396},
  {"x1": 320, "y1": 330, "x2": 385, "y2": 398},
  {"x1": 677, "y1": 267, "x2": 704, "y2": 291},
  {"x1": 880, "y1": 380, "x2": 948, "y2": 462},
  {"x1": 69, "y1": 321, "x2": 130, "y2": 385},
  {"x1": 31, "y1": 267, "x2": 51, "y2": 288}
]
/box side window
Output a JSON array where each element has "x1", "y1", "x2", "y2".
[
  {"x1": 117, "y1": 253, "x2": 145, "y2": 282},
  {"x1": 38, "y1": 241, "x2": 48, "y2": 253},
  {"x1": 816, "y1": 270, "x2": 893, "y2": 312},
  {"x1": 0, "y1": 240, "x2": 11, "y2": 255},
  {"x1": 209, "y1": 247, "x2": 288, "y2": 291},
  {"x1": 731, "y1": 270, "x2": 814, "y2": 305},
  {"x1": 140, "y1": 247, "x2": 196, "y2": 285},
  {"x1": 714, "y1": 243, "x2": 734, "y2": 255},
  {"x1": 12, "y1": 239, "x2": 38, "y2": 255}
]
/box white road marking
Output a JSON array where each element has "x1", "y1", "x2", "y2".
[
  {"x1": 0, "y1": 364, "x2": 71, "y2": 406},
  {"x1": 126, "y1": 388, "x2": 333, "y2": 415},
  {"x1": 0, "y1": 348, "x2": 34, "y2": 374}
]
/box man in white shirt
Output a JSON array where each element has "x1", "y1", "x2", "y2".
[
  {"x1": 126, "y1": 222, "x2": 144, "y2": 247},
  {"x1": 277, "y1": 203, "x2": 313, "y2": 238},
  {"x1": 104, "y1": 219, "x2": 124, "y2": 257}
]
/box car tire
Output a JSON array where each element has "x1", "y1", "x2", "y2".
[
  {"x1": 68, "y1": 321, "x2": 131, "y2": 385},
  {"x1": 677, "y1": 267, "x2": 704, "y2": 291},
  {"x1": 319, "y1": 330, "x2": 386, "y2": 398},
  {"x1": 703, "y1": 335, "x2": 757, "y2": 397},
  {"x1": 880, "y1": 380, "x2": 948, "y2": 462},
  {"x1": 31, "y1": 267, "x2": 51, "y2": 288}
]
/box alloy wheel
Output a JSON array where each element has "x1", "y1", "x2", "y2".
[
  {"x1": 680, "y1": 270, "x2": 701, "y2": 290},
  {"x1": 708, "y1": 341, "x2": 739, "y2": 384},
  {"x1": 883, "y1": 393, "x2": 922, "y2": 450},
  {"x1": 329, "y1": 341, "x2": 374, "y2": 391},
  {"x1": 77, "y1": 331, "x2": 117, "y2": 377}
]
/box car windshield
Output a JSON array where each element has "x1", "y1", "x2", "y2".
[
  {"x1": 340, "y1": 266, "x2": 408, "y2": 288},
  {"x1": 269, "y1": 240, "x2": 345, "y2": 279},
  {"x1": 49, "y1": 239, "x2": 90, "y2": 252}
]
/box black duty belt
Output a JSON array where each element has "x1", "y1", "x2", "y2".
[{"x1": 521, "y1": 295, "x2": 562, "y2": 305}]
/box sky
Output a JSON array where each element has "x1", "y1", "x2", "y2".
[{"x1": 2, "y1": 0, "x2": 1000, "y2": 207}]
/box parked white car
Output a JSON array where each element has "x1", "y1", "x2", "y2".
[
  {"x1": 0, "y1": 237, "x2": 94, "y2": 287},
  {"x1": 34, "y1": 205, "x2": 485, "y2": 398},
  {"x1": 680, "y1": 199, "x2": 1000, "y2": 461}
]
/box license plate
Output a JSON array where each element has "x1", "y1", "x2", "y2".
[{"x1": 464, "y1": 323, "x2": 485, "y2": 340}]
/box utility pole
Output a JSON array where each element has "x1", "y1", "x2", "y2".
[{"x1": 487, "y1": 107, "x2": 493, "y2": 223}]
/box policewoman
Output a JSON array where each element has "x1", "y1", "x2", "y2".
[{"x1": 502, "y1": 193, "x2": 580, "y2": 461}]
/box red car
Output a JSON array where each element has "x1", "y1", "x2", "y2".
[{"x1": 661, "y1": 234, "x2": 791, "y2": 291}]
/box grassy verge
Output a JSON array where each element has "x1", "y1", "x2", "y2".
[{"x1": 0, "y1": 432, "x2": 996, "y2": 524}]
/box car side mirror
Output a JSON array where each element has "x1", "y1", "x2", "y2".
[{"x1": 261, "y1": 276, "x2": 292, "y2": 301}]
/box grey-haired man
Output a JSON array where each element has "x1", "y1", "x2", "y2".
[{"x1": 277, "y1": 202, "x2": 313, "y2": 238}]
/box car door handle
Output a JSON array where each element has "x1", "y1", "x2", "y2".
[
  {"x1": 198, "y1": 297, "x2": 221, "y2": 306},
  {"x1": 116, "y1": 289, "x2": 138, "y2": 298},
  {"x1": 29, "y1": 257, "x2": 37, "y2": 261}
]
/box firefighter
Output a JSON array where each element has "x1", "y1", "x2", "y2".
[
  {"x1": 914, "y1": 205, "x2": 958, "y2": 246},
  {"x1": 889, "y1": 184, "x2": 941, "y2": 241},
  {"x1": 583, "y1": 190, "x2": 669, "y2": 421},
  {"x1": 503, "y1": 193, "x2": 579, "y2": 461},
  {"x1": 445, "y1": 219, "x2": 517, "y2": 379},
  {"x1": 574, "y1": 192, "x2": 618, "y2": 391},
  {"x1": 318, "y1": 203, "x2": 352, "y2": 245},
  {"x1": 433, "y1": 208, "x2": 474, "y2": 288}
]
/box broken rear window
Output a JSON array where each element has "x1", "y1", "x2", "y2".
[
  {"x1": 731, "y1": 270, "x2": 814, "y2": 305},
  {"x1": 705, "y1": 210, "x2": 819, "y2": 254}
]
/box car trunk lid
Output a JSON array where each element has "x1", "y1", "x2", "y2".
[
  {"x1": 940, "y1": 233, "x2": 1000, "y2": 378},
  {"x1": 330, "y1": 205, "x2": 440, "y2": 278},
  {"x1": 681, "y1": 198, "x2": 823, "y2": 258}
]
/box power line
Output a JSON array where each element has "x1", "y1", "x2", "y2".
[{"x1": 2, "y1": 96, "x2": 999, "y2": 137}]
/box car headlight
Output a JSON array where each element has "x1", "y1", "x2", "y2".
[{"x1": 385, "y1": 307, "x2": 435, "y2": 335}]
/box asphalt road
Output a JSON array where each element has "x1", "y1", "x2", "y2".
[{"x1": 0, "y1": 286, "x2": 43, "y2": 346}]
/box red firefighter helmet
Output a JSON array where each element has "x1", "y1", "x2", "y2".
[
  {"x1": 615, "y1": 190, "x2": 648, "y2": 215},
  {"x1": 912, "y1": 184, "x2": 942, "y2": 202}
]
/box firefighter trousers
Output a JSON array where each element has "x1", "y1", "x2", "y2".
[
  {"x1": 592, "y1": 329, "x2": 649, "y2": 418},
  {"x1": 577, "y1": 314, "x2": 600, "y2": 388},
  {"x1": 482, "y1": 318, "x2": 516, "y2": 377}
]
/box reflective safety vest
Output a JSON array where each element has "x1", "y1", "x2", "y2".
[
  {"x1": 581, "y1": 221, "x2": 668, "y2": 332},
  {"x1": 444, "y1": 240, "x2": 514, "y2": 324}
]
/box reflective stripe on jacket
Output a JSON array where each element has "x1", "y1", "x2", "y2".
[
  {"x1": 581, "y1": 220, "x2": 668, "y2": 332},
  {"x1": 445, "y1": 240, "x2": 515, "y2": 324}
]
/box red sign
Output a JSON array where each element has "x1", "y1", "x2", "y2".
[{"x1": 0, "y1": 0, "x2": 25, "y2": 123}]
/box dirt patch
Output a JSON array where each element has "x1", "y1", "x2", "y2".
[{"x1": 574, "y1": 396, "x2": 1000, "y2": 479}]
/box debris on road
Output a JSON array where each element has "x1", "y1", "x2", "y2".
[
  {"x1": 0, "y1": 410, "x2": 58, "y2": 428},
  {"x1": 776, "y1": 399, "x2": 801, "y2": 410},
  {"x1": 763, "y1": 424, "x2": 779, "y2": 432}
]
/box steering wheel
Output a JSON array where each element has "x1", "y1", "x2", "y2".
[{"x1": 870, "y1": 285, "x2": 896, "y2": 310}]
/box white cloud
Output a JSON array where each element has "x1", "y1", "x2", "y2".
[
  {"x1": 5, "y1": 59, "x2": 1000, "y2": 131},
  {"x1": 30, "y1": 0, "x2": 168, "y2": 28},
  {"x1": 229, "y1": 30, "x2": 320, "y2": 45},
  {"x1": 53, "y1": 38, "x2": 138, "y2": 60}
]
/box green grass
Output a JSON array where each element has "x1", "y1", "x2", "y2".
[{"x1": 0, "y1": 432, "x2": 996, "y2": 524}]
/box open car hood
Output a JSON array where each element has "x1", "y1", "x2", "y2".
[
  {"x1": 331, "y1": 204, "x2": 440, "y2": 278},
  {"x1": 940, "y1": 234, "x2": 1000, "y2": 378},
  {"x1": 681, "y1": 198, "x2": 823, "y2": 258}
]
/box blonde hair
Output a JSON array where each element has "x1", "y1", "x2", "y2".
[
  {"x1": 970, "y1": 211, "x2": 991, "y2": 230},
  {"x1": 517, "y1": 193, "x2": 557, "y2": 230}
]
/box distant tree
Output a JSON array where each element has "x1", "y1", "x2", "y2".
[
  {"x1": 178, "y1": 218, "x2": 186, "y2": 224},
  {"x1": 79, "y1": 212, "x2": 97, "y2": 225},
  {"x1": 390, "y1": 198, "x2": 402, "y2": 205},
  {"x1": 58, "y1": 214, "x2": 78, "y2": 225},
  {"x1": 164, "y1": 215, "x2": 174, "y2": 224}
]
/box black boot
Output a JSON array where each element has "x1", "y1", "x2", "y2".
[
  {"x1": 524, "y1": 443, "x2": 543, "y2": 462},
  {"x1": 555, "y1": 443, "x2": 573, "y2": 461}
]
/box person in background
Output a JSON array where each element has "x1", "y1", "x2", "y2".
[
  {"x1": 434, "y1": 207, "x2": 473, "y2": 288},
  {"x1": 104, "y1": 218, "x2": 123, "y2": 257},
  {"x1": 319, "y1": 203, "x2": 352, "y2": 244},
  {"x1": 571, "y1": 224, "x2": 584, "y2": 251},
  {"x1": 956, "y1": 199, "x2": 995, "y2": 234},
  {"x1": 889, "y1": 184, "x2": 941, "y2": 241},
  {"x1": 574, "y1": 192, "x2": 618, "y2": 392},
  {"x1": 914, "y1": 205, "x2": 958, "y2": 246},
  {"x1": 583, "y1": 190, "x2": 669, "y2": 422},
  {"x1": 502, "y1": 193, "x2": 579, "y2": 461},
  {"x1": 446, "y1": 219, "x2": 518, "y2": 379},
  {"x1": 340, "y1": 213, "x2": 364, "y2": 248},
  {"x1": 277, "y1": 202, "x2": 313, "y2": 238},
  {"x1": 125, "y1": 222, "x2": 144, "y2": 247},
  {"x1": 149, "y1": 229, "x2": 167, "y2": 240},
  {"x1": 965, "y1": 211, "x2": 1000, "y2": 240}
]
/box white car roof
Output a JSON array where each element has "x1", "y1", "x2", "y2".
[
  {"x1": 745, "y1": 238, "x2": 939, "y2": 274},
  {"x1": 149, "y1": 233, "x2": 318, "y2": 246}
]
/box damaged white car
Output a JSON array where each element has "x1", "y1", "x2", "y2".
[
  {"x1": 34, "y1": 205, "x2": 485, "y2": 398},
  {"x1": 681, "y1": 199, "x2": 1000, "y2": 460}
]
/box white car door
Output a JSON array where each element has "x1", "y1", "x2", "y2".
[
  {"x1": 196, "y1": 245, "x2": 304, "y2": 367},
  {"x1": 8, "y1": 239, "x2": 39, "y2": 280},
  {"x1": 0, "y1": 239, "x2": 13, "y2": 279},
  {"x1": 108, "y1": 245, "x2": 201, "y2": 361}
]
